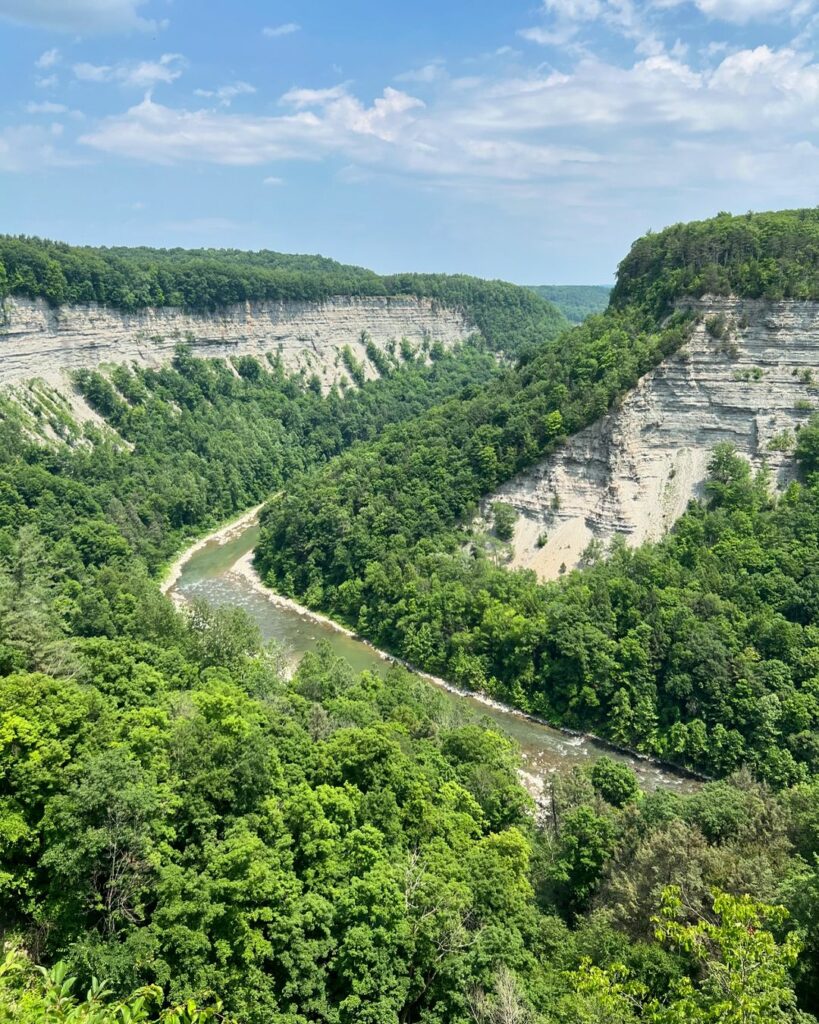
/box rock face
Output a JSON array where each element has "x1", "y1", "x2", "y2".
[
  {"x1": 0, "y1": 295, "x2": 472, "y2": 390},
  {"x1": 485, "y1": 297, "x2": 819, "y2": 580}
]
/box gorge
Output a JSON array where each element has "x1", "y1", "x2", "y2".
[{"x1": 3, "y1": 214, "x2": 819, "y2": 1024}]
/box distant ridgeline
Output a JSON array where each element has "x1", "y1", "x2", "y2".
[
  {"x1": 527, "y1": 284, "x2": 611, "y2": 323},
  {"x1": 0, "y1": 234, "x2": 566, "y2": 357},
  {"x1": 613, "y1": 207, "x2": 819, "y2": 316}
]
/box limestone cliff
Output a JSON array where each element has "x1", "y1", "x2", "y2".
[
  {"x1": 485, "y1": 298, "x2": 819, "y2": 579},
  {"x1": 0, "y1": 294, "x2": 472, "y2": 392}
]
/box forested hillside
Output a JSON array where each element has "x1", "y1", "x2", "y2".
[
  {"x1": 2, "y1": 214, "x2": 819, "y2": 1022},
  {"x1": 527, "y1": 284, "x2": 611, "y2": 323},
  {"x1": 613, "y1": 208, "x2": 819, "y2": 315},
  {"x1": 256, "y1": 209, "x2": 819, "y2": 783},
  {"x1": 0, "y1": 235, "x2": 566, "y2": 356}
]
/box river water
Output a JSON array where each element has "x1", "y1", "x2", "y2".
[{"x1": 171, "y1": 520, "x2": 696, "y2": 796}]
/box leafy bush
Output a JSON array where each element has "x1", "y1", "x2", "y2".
[{"x1": 492, "y1": 501, "x2": 518, "y2": 541}]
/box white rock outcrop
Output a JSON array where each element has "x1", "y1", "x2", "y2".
[
  {"x1": 0, "y1": 295, "x2": 472, "y2": 392},
  {"x1": 485, "y1": 297, "x2": 819, "y2": 580}
]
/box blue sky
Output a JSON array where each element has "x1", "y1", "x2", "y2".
[{"x1": 0, "y1": 0, "x2": 818, "y2": 284}]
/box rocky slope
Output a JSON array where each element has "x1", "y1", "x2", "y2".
[
  {"x1": 485, "y1": 297, "x2": 819, "y2": 579},
  {"x1": 0, "y1": 294, "x2": 472, "y2": 393}
]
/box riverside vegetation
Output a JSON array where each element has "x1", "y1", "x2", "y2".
[{"x1": 0, "y1": 218, "x2": 818, "y2": 1022}]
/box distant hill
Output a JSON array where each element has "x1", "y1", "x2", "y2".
[
  {"x1": 0, "y1": 235, "x2": 567, "y2": 357},
  {"x1": 527, "y1": 284, "x2": 611, "y2": 323}
]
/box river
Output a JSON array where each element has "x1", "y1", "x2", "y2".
[{"x1": 169, "y1": 517, "x2": 697, "y2": 797}]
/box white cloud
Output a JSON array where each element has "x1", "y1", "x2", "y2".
[
  {"x1": 80, "y1": 87, "x2": 427, "y2": 166},
  {"x1": 25, "y1": 101, "x2": 67, "y2": 113},
  {"x1": 263, "y1": 175, "x2": 284, "y2": 185},
  {"x1": 521, "y1": 0, "x2": 664, "y2": 54},
  {"x1": 395, "y1": 62, "x2": 446, "y2": 83},
  {"x1": 35, "y1": 74, "x2": 58, "y2": 89},
  {"x1": 281, "y1": 85, "x2": 349, "y2": 108},
  {"x1": 73, "y1": 53, "x2": 186, "y2": 88},
  {"x1": 74, "y1": 62, "x2": 112, "y2": 82},
  {"x1": 521, "y1": 0, "x2": 815, "y2": 55},
  {"x1": 543, "y1": 0, "x2": 602, "y2": 16},
  {"x1": 655, "y1": 0, "x2": 813, "y2": 22},
  {"x1": 35, "y1": 48, "x2": 60, "y2": 69},
  {"x1": 22, "y1": 27, "x2": 803, "y2": 230},
  {"x1": 194, "y1": 81, "x2": 256, "y2": 107},
  {"x1": 25, "y1": 100, "x2": 84, "y2": 119},
  {"x1": 263, "y1": 22, "x2": 300, "y2": 38},
  {"x1": 0, "y1": 0, "x2": 158, "y2": 33}
]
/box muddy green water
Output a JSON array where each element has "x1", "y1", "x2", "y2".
[{"x1": 171, "y1": 521, "x2": 696, "y2": 794}]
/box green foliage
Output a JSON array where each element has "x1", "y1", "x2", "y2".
[
  {"x1": 654, "y1": 887, "x2": 803, "y2": 1023},
  {"x1": 590, "y1": 757, "x2": 640, "y2": 808},
  {"x1": 560, "y1": 889, "x2": 805, "y2": 1024},
  {"x1": 795, "y1": 414, "x2": 819, "y2": 475},
  {"x1": 549, "y1": 805, "x2": 618, "y2": 916},
  {"x1": 492, "y1": 501, "x2": 519, "y2": 541},
  {"x1": 705, "y1": 313, "x2": 730, "y2": 340},
  {"x1": 340, "y1": 345, "x2": 366, "y2": 387},
  {"x1": 612, "y1": 208, "x2": 819, "y2": 316},
  {"x1": 256, "y1": 388, "x2": 819, "y2": 784},
  {"x1": 0, "y1": 946, "x2": 226, "y2": 1023},
  {"x1": 528, "y1": 285, "x2": 611, "y2": 324},
  {"x1": 64, "y1": 342, "x2": 501, "y2": 573}
]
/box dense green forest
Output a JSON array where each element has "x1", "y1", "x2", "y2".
[
  {"x1": 613, "y1": 208, "x2": 819, "y2": 316},
  {"x1": 527, "y1": 285, "x2": 611, "y2": 323},
  {"x1": 0, "y1": 235, "x2": 566, "y2": 357},
  {"x1": 3, "y1": 212, "x2": 819, "y2": 1021}
]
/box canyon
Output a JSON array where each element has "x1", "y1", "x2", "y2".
[
  {"x1": 485, "y1": 297, "x2": 819, "y2": 579},
  {"x1": 5, "y1": 289, "x2": 819, "y2": 585}
]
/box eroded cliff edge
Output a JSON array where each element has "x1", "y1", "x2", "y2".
[
  {"x1": 485, "y1": 297, "x2": 819, "y2": 579},
  {"x1": 0, "y1": 294, "x2": 472, "y2": 391}
]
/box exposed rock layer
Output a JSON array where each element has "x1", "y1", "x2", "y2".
[
  {"x1": 0, "y1": 295, "x2": 472, "y2": 391},
  {"x1": 486, "y1": 298, "x2": 819, "y2": 579}
]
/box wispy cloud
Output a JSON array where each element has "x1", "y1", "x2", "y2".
[
  {"x1": 35, "y1": 48, "x2": 60, "y2": 69},
  {"x1": 0, "y1": 122, "x2": 81, "y2": 172},
  {"x1": 25, "y1": 101, "x2": 83, "y2": 119},
  {"x1": 0, "y1": 0, "x2": 160, "y2": 33},
  {"x1": 73, "y1": 53, "x2": 186, "y2": 89},
  {"x1": 194, "y1": 81, "x2": 256, "y2": 107},
  {"x1": 263, "y1": 22, "x2": 300, "y2": 38},
  {"x1": 8, "y1": 0, "x2": 819, "y2": 251},
  {"x1": 280, "y1": 84, "x2": 348, "y2": 108},
  {"x1": 654, "y1": 0, "x2": 813, "y2": 24},
  {"x1": 395, "y1": 61, "x2": 446, "y2": 83}
]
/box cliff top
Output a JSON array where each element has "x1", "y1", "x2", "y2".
[
  {"x1": 0, "y1": 235, "x2": 566, "y2": 356},
  {"x1": 613, "y1": 208, "x2": 819, "y2": 316}
]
